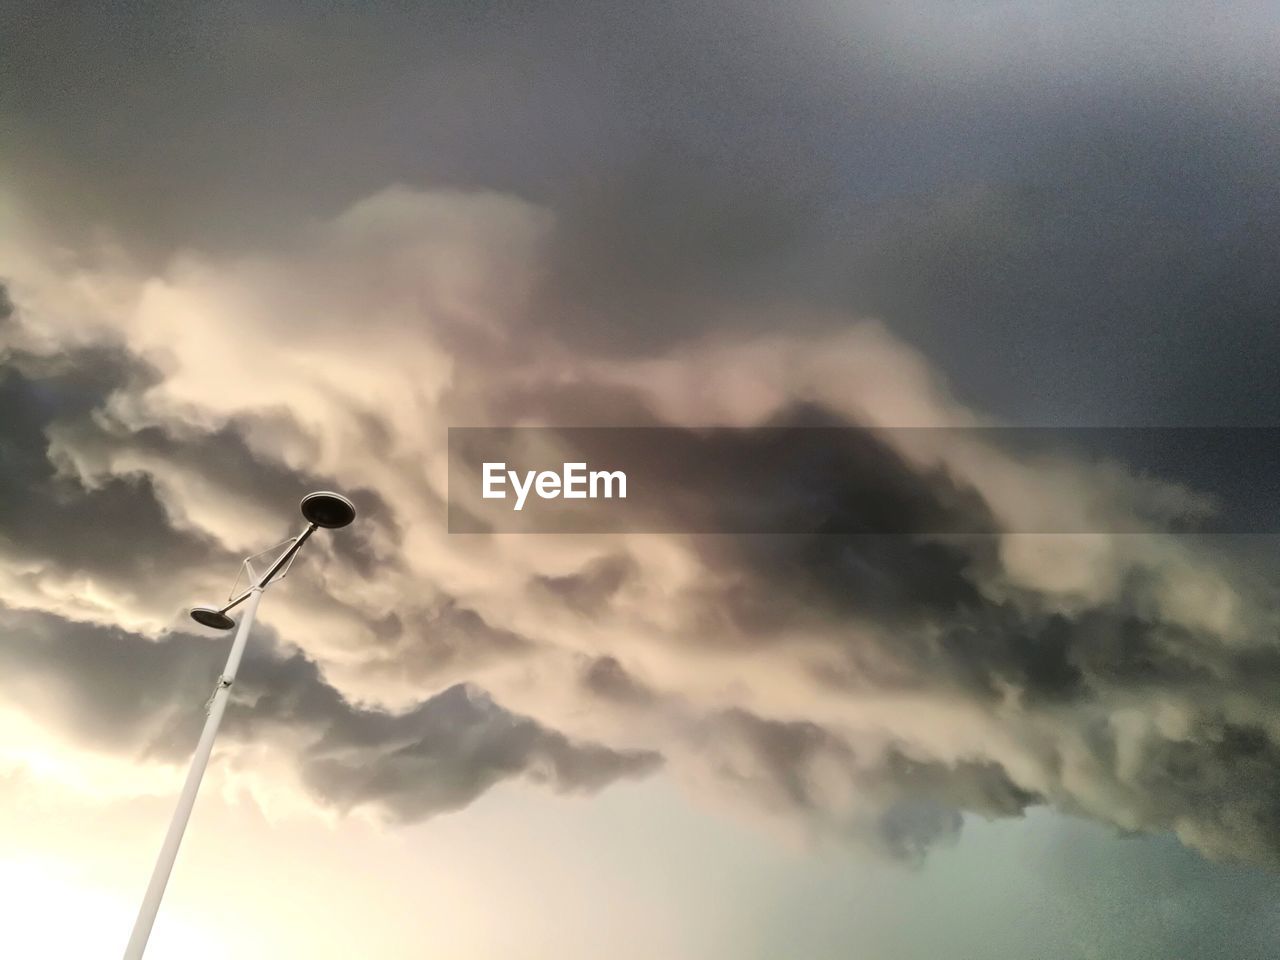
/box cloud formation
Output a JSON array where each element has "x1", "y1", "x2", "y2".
[
  {"x1": 4, "y1": 180, "x2": 1280, "y2": 873},
  {"x1": 0, "y1": 604, "x2": 657, "y2": 820}
]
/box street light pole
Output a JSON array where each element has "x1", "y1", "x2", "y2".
[
  {"x1": 123, "y1": 586, "x2": 263, "y2": 960},
  {"x1": 123, "y1": 492, "x2": 356, "y2": 960}
]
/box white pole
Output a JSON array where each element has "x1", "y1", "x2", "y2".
[{"x1": 123, "y1": 586, "x2": 265, "y2": 960}]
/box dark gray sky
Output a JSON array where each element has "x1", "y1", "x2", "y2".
[{"x1": 5, "y1": 0, "x2": 1278, "y2": 424}]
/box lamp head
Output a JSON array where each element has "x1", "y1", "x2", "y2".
[
  {"x1": 190, "y1": 607, "x2": 236, "y2": 630},
  {"x1": 300, "y1": 491, "x2": 356, "y2": 529}
]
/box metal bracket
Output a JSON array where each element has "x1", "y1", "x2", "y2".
[
  {"x1": 228, "y1": 536, "x2": 297, "y2": 601},
  {"x1": 270, "y1": 535, "x2": 303, "y2": 584},
  {"x1": 204, "y1": 675, "x2": 234, "y2": 715}
]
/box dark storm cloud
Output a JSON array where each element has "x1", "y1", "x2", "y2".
[
  {"x1": 452, "y1": 402, "x2": 1280, "y2": 865},
  {"x1": 361, "y1": 599, "x2": 538, "y2": 685},
  {"x1": 684, "y1": 588, "x2": 1280, "y2": 868},
  {"x1": 300, "y1": 683, "x2": 661, "y2": 821},
  {"x1": 580, "y1": 655, "x2": 654, "y2": 707},
  {"x1": 0, "y1": 286, "x2": 396, "y2": 593},
  {"x1": 0, "y1": 343, "x2": 225, "y2": 582},
  {"x1": 0, "y1": 604, "x2": 658, "y2": 817},
  {"x1": 707, "y1": 709, "x2": 1040, "y2": 863},
  {"x1": 0, "y1": 345, "x2": 388, "y2": 594},
  {"x1": 7, "y1": 279, "x2": 1280, "y2": 867},
  {"x1": 451, "y1": 407, "x2": 1000, "y2": 535},
  {"x1": 0, "y1": 605, "x2": 230, "y2": 760},
  {"x1": 52, "y1": 408, "x2": 399, "y2": 575},
  {"x1": 683, "y1": 541, "x2": 1280, "y2": 865},
  {"x1": 460, "y1": 400, "x2": 1280, "y2": 864},
  {"x1": 12, "y1": 314, "x2": 1280, "y2": 864},
  {"x1": 532, "y1": 552, "x2": 638, "y2": 618}
]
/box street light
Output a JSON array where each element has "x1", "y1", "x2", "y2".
[{"x1": 122, "y1": 491, "x2": 356, "y2": 960}]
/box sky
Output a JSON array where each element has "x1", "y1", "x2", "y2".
[{"x1": 3, "y1": 1, "x2": 1280, "y2": 957}]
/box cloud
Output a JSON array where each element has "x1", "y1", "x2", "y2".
[
  {"x1": 0, "y1": 341, "x2": 229, "y2": 627},
  {"x1": 298, "y1": 683, "x2": 661, "y2": 821},
  {"x1": 0, "y1": 605, "x2": 657, "y2": 819},
  {"x1": 2, "y1": 184, "x2": 1280, "y2": 870}
]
